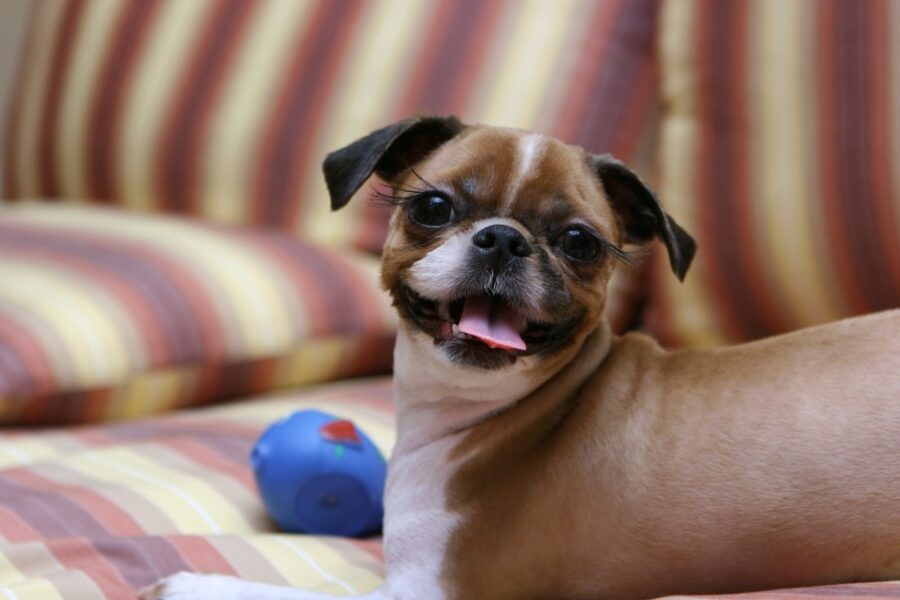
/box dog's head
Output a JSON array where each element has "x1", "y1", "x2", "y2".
[{"x1": 323, "y1": 116, "x2": 695, "y2": 379}]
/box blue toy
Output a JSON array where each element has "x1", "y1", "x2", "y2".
[{"x1": 251, "y1": 409, "x2": 387, "y2": 537}]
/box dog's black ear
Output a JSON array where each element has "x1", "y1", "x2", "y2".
[
  {"x1": 590, "y1": 154, "x2": 696, "y2": 280},
  {"x1": 323, "y1": 115, "x2": 465, "y2": 210}
]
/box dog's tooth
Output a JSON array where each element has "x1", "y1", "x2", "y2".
[{"x1": 451, "y1": 323, "x2": 459, "y2": 335}]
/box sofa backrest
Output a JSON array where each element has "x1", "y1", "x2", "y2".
[{"x1": 2, "y1": 0, "x2": 660, "y2": 254}]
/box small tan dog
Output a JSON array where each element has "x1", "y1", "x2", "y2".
[{"x1": 147, "y1": 116, "x2": 900, "y2": 600}]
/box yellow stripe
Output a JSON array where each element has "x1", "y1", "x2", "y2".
[
  {"x1": 244, "y1": 536, "x2": 381, "y2": 595},
  {"x1": 11, "y1": 2, "x2": 66, "y2": 196},
  {"x1": 118, "y1": 0, "x2": 214, "y2": 210},
  {"x1": 201, "y1": 1, "x2": 316, "y2": 224},
  {"x1": 0, "y1": 579, "x2": 65, "y2": 600},
  {"x1": 753, "y1": 0, "x2": 840, "y2": 328},
  {"x1": 67, "y1": 447, "x2": 253, "y2": 534},
  {"x1": 0, "y1": 437, "x2": 70, "y2": 470},
  {"x1": 116, "y1": 367, "x2": 186, "y2": 420},
  {"x1": 657, "y1": 0, "x2": 727, "y2": 346},
  {"x1": 477, "y1": 0, "x2": 581, "y2": 129},
  {"x1": 56, "y1": 0, "x2": 125, "y2": 199},
  {"x1": 0, "y1": 550, "x2": 26, "y2": 586}
]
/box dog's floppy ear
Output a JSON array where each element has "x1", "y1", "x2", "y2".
[
  {"x1": 323, "y1": 115, "x2": 465, "y2": 210},
  {"x1": 590, "y1": 154, "x2": 696, "y2": 280}
]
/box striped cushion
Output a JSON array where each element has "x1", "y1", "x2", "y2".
[
  {"x1": 3, "y1": 0, "x2": 661, "y2": 254},
  {"x1": 0, "y1": 377, "x2": 898, "y2": 598},
  {"x1": 0, "y1": 378, "x2": 394, "y2": 597},
  {"x1": 648, "y1": 0, "x2": 900, "y2": 346},
  {"x1": 0, "y1": 203, "x2": 396, "y2": 425}
]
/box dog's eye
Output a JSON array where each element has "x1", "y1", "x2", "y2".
[
  {"x1": 408, "y1": 194, "x2": 454, "y2": 228},
  {"x1": 557, "y1": 227, "x2": 601, "y2": 262}
]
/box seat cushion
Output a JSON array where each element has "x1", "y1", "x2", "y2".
[
  {"x1": 0, "y1": 377, "x2": 394, "y2": 596},
  {"x1": 0, "y1": 203, "x2": 396, "y2": 425},
  {"x1": 648, "y1": 0, "x2": 900, "y2": 346},
  {"x1": 0, "y1": 377, "x2": 898, "y2": 598}
]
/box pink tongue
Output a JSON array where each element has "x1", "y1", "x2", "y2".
[{"x1": 458, "y1": 296, "x2": 526, "y2": 351}]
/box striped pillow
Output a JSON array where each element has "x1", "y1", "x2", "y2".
[
  {"x1": 0, "y1": 203, "x2": 396, "y2": 425},
  {"x1": 3, "y1": 0, "x2": 661, "y2": 255},
  {"x1": 648, "y1": 0, "x2": 900, "y2": 346}
]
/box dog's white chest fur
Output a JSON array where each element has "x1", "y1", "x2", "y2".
[{"x1": 380, "y1": 434, "x2": 462, "y2": 600}]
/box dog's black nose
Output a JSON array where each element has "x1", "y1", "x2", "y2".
[{"x1": 472, "y1": 224, "x2": 532, "y2": 259}]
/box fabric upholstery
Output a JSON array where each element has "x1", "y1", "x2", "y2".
[
  {"x1": 0, "y1": 377, "x2": 899, "y2": 598},
  {"x1": 649, "y1": 0, "x2": 900, "y2": 346},
  {"x1": 0, "y1": 378, "x2": 393, "y2": 597},
  {"x1": 0, "y1": 203, "x2": 395, "y2": 425},
  {"x1": 3, "y1": 0, "x2": 661, "y2": 255}
]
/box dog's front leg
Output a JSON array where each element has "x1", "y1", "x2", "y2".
[{"x1": 141, "y1": 572, "x2": 389, "y2": 600}]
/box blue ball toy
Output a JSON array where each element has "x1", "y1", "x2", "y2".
[{"x1": 251, "y1": 409, "x2": 387, "y2": 537}]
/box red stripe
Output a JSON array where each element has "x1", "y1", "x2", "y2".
[
  {"x1": 166, "y1": 439, "x2": 255, "y2": 492},
  {"x1": 867, "y1": 1, "x2": 900, "y2": 298},
  {"x1": 574, "y1": 0, "x2": 659, "y2": 155},
  {"x1": 0, "y1": 314, "x2": 55, "y2": 398},
  {"x1": 394, "y1": 0, "x2": 457, "y2": 117},
  {"x1": 695, "y1": 0, "x2": 789, "y2": 341},
  {"x1": 2, "y1": 2, "x2": 39, "y2": 197},
  {"x1": 155, "y1": 0, "x2": 258, "y2": 214},
  {"x1": 814, "y1": 3, "x2": 859, "y2": 314},
  {"x1": 417, "y1": 0, "x2": 507, "y2": 115},
  {"x1": 85, "y1": 1, "x2": 163, "y2": 201},
  {"x1": 606, "y1": 12, "x2": 660, "y2": 161},
  {"x1": 551, "y1": 0, "x2": 622, "y2": 143},
  {"x1": 167, "y1": 536, "x2": 237, "y2": 576},
  {"x1": 252, "y1": 0, "x2": 366, "y2": 228},
  {"x1": 0, "y1": 505, "x2": 42, "y2": 542},
  {"x1": 36, "y1": 0, "x2": 87, "y2": 198},
  {"x1": 3, "y1": 469, "x2": 144, "y2": 537}
]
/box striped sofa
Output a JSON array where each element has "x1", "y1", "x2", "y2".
[{"x1": 1, "y1": 1, "x2": 899, "y2": 598}]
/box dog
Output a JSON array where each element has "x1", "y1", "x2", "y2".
[{"x1": 144, "y1": 116, "x2": 900, "y2": 600}]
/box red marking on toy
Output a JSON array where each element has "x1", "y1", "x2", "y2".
[{"x1": 321, "y1": 419, "x2": 361, "y2": 444}]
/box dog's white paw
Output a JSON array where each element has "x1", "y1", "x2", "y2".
[{"x1": 140, "y1": 572, "x2": 249, "y2": 600}]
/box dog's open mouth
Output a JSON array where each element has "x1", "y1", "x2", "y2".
[{"x1": 399, "y1": 285, "x2": 580, "y2": 366}]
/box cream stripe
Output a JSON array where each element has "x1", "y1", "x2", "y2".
[
  {"x1": 478, "y1": 0, "x2": 581, "y2": 129},
  {"x1": 658, "y1": 0, "x2": 726, "y2": 346},
  {"x1": 273, "y1": 538, "x2": 358, "y2": 595},
  {"x1": 0, "y1": 435, "x2": 79, "y2": 470},
  {"x1": 201, "y1": 1, "x2": 315, "y2": 224},
  {"x1": 11, "y1": 2, "x2": 66, "y2": 196},
  {"x1": 246, "y1": 536, "x2": 379, "y2": 594},
  {"x1": 299, "y1": 0, "x2": 432, "y2": 248},
  {"x1": 118, "y1": 0, "x2": 214, "y2": 210},
  {"x1": 0, "y1": 551, "x2": 24, "y2": 587},
  {"x1": 753, "y1": 0, "x2": 837, "y2": 328},
  {"x1": 0, "y1": 581, "x2": 62, "y2": 600},
  {"x1": 56, "y1": 0, "x2": 125, "y2": 198}
]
